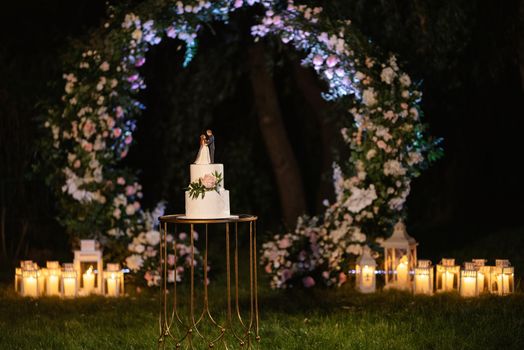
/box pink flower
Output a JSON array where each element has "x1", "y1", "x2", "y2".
[
  {"x1": 277, "y1": 237, "x2": 292, "y2": 249},
  {"x1": 133, "y1": 201, "x2": 140, "y2": 210},
  {"x1": 125, "y1": 185, "x2": 136, "y2": 196},
  {"x1": 125, "y1": 135, "x2": 133, "y2": 145},
  {"x1": 102, "y1": 131, "x2": 109, "y2": 138},
  {"x1": 73, "y1": 159, "x2": 81, "y2": 168},
  {"x1": 144, "y1": 271, "x2": 153, "y2": 282},
  {"x1": 82, "y1": 142, "x2": 93, "y2": 152},
  {"x1": 302, "y1": 276, "x2": 316, "y2": 288},
  {"x1": 234, "y1": 0, "x2": 243, "y2": 8},
  {"x1": 117, "y1": 177, "x2": 126, "y2": 185},
  {"x1": 201, "y1": 174, "x2": 217, "y2": 189},
  {"x1": 377, "y1": 140, "x2": 387, "y2": 150},
  {"x1": 121, "y1": 150, "x2": 128, "y2": 158},
  {"x1": 106, "y1": 117, "x2": 115, "y2": 129},
  {"x1": 326, "y1": 55, "x2": 339, "y2": 68},
  {"x1": 113, "y1": 128, "x2": 122, "y2": 138},
  {"x1": 312, "y1": 54, "x2": 324, "y2": 66},
  {"x1": 135, "y1": 57, "x2": 146, "y2": 67},
  {"x1": 167, "y1": 254, "x2": 175, "y2": 266},
  {"x1": 179, "y1": 232, "x2": 187, "y2": 240},
  {"x1": 322, "y1": 271, "x2": 330, "y2": 280},
  {"x1": 281, "y1": 269, "x2": 292, "y2": 281},
  {"x1": 265, "y1": 264, "x2": 272, "y2": 273},
  {"x1": 82, "y1": 120, "x2": 96, "y2": 138},
  {"x1": 166, "y1": 26, "x2": 177, "y2": 38},
  {"x1": 116, "y1": 106, "x2": 124, "y2": 118},
  {"x1": 127, "y1": 73, "x2": 139, "y2": 82},
  {"x1": 400, "y1": 102, "x2": 409, "y2": 110},
  {"x1": 338, "y1": 272, "x2": 347, "y2": 285}
]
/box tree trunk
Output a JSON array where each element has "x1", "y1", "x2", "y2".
[
  {"x1": 248, "y1": 43, "x2": 307, "y2": 228},
  {"x1": 518, "y1": 0, "x2": 524, "y2": 92},
  {"x1": 292, "y1": 62, "x2": 337, "y2": 212}
]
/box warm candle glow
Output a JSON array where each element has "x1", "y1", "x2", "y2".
[
  {"x1": 47, "y1": 275, "x2": 60, "y2": 296},
  {"x1": 63, "y1": 277, "x2": 76, "y2": 297},
  {"x1": 82, "y1": 266, "x2": 95, "y2": 294},
  {"x1": 396, "y1": 255, "x2": 409, "y2": 287},
  {"x1": 106, "y1": 273, "x2": 118, "y2": 297},
  {"x1": 460, "y1": 276, "x2": 477, "y2": 297},
  {"x1": 23, "y1": 276, "x2": 38, "y2": 298},
  {"x1": 497, "y1": 274, "x2": 510, "y2": 295},
  {"x1": 361, "y1": 265, "x2": 374, "y2": 288},
  {"x1": 443, "y1": 270, "x2": 455, "y2": 290}
]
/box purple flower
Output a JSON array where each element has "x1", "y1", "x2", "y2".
[
  {"x1": 312, "y1": 55, "x2": 324, "y2": 66},
  {"x1": 326, "y1": 55, "x2": 339, "y2": 68},
  {"x1": 302, "y1": 276, "x2": 315, "y2": 288}
]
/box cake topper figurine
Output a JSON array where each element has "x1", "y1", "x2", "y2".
[
  {"x1": 205, "y1": 129, "x2": 215, "y2": 163},
  {"x1": 194, "y1": 134, "x2": 211, "y2": 164}
]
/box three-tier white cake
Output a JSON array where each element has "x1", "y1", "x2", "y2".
[{"x1": 184, "y1": 163, "x2": 231, "y2": 219}]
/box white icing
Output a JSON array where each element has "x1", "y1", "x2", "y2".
[{"x1": 185, "y1": 189, "x2": 230, "y2": 218}]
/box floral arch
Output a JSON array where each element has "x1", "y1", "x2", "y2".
[{"x1": 41, "y1": 0, "x2": 440, "y2": 286}]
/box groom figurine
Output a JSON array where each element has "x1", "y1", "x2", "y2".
[{"x1": 205, "y1": 129, "x2": 215, "y2": 163}]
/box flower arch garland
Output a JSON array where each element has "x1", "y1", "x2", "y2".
[{"x1": 41, "y1": 0, "x2": 441, "y2": 286}]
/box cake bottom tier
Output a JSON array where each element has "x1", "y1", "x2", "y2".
[{"x1": 185, "y1": 189, "x2": 231, "y2": 219}]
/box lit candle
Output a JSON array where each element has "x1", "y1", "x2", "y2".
[
  {"x1": 63, "y1": 277, "x2": 76, "y2": 297},
  {"x1": 82, "y1": 266, "x2": 95, "y2": 294},
  {"x1": 106, "y1": 273, "x2": 118, "y2": 297},
  {"x1": 461, "y1": 276, "x2": 477, "y2": 297},
  {"x1": 415, "y1": 274, "x2": 430, "y2": 294},
  {"x1": 444, "y1": 270, "x2": 455, "y2": 290},
  {"x1": 396, "y1": 256, "x2": 409, "y2": 287},
  {"x1": 477, "y1": 272, "x2": 485, "y2": 292},
  {"x1": 497, "y1": 273, "x2": 509, "y2": 295},
  {"x1": 47, "y1": 275, "x2": 60, "y2": 296},
  {"x1": 361, "y1": 265, "x2": 374, "y2": 289},
  {"x1": 23, "y1": 276, "x2": 38, "y2": 297}
]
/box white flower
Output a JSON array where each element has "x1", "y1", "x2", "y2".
[
  {"x1": 380, "y1": 67, "x2": 396, "y2": 84},
  {"x1": 145, "y1": 230, "x2": 161, "y2": 246},
  {"x1": 409, "y1": 107, "x2": 419, "y2": 120},
  {"x1": 366, "y1": 149, "x2": 377, "y2": 160},
  {"x1": 113, "y1": 208, "x2": 121, "y2": 219},
  {"x1": 355, "y1": 71, "x2": 366, "y2": 81},
  {"x1": 99, "y1": 62, "x2": 110, "y2": 71},
  {"x1": 125, "y1": 204, "x2": 136, "y2": 216},
  {"x1": 388, "y1": 197, "x2": 405, "y2": 211},
  {"x1": 126, "y1": 254, "x2": 144, "y2": 271},
  {"x1": 343, "y1": 185, "x2": 377, "y2": 213},
  {"x1": 362, "y1": 88, "x2": 377, "y2": 106},
  {"x1": 399, "y1": 73, "x2": 411, "y2": 87},
  {"x1": 383, "y1": 160, "x2": 407, "y2": 177},
  {"x1": 408, "y1": 152, "x2": 424, "y2": 166}
]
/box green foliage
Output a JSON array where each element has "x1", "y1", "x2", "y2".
[
  {"x1": 1, "y1": 284, "x2": 523, "y2": 349},
  {"x1": 186, "y1": 171, "x2": 223, "y2": 199}
]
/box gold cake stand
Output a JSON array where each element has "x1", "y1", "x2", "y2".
[{"x1": 158, "y1": 214, "x2": 260, "y2": 349}]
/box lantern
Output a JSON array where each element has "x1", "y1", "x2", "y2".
[
  {"x1": 36, "y1": 264, "x2": 46, "y2": 296},
  {"x1": 103, "y1": 263, "x2": 124, "y2": 297},
  {"x1": 414, "y1": 260, "x2": 433, "y2": 295},
  {"x1": 382, "y1": 221, "x2": 418, "y2": 290},
  {"x1": 471, "y1": 259, "x2": 490, "y2": 293},
  {"x1": 21, "y1": 263, "x2": 40, "y2": 298},
  {"x1": 46, "y1": 261, "x2": 62, "y2": 296},
  {"x1": 459, "y1": 262, "x2": 479, "y2": 297},
  {"x1": 61, "y1": 263, "x2": 78, "y2": 298},
  {"x1": 14, "y1": 267, "x2": 22, "y2": 293},
  {"x1": 436, "y1": 258, "x2": 459, "y2": 292},
  {"x1": 355, "y1": 246, "x2": 376, "y2": 293},
  {"x1": 490, "y1": 259, "x2": 514, "y2": 295},
  {"x1": 73, "y1": 240, "x2": 103, "y2": 295}
]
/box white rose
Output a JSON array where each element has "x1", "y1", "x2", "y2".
[
  {"x1": 99, "y1": 62, "x2": 110, "y2": 71},
  {"x1": 362, "y1": 88, "x2": 377, "y2": 106},
  {"x1": 146, "y1": 230, "x2": 161, "y2": 246},
  {"x1": 399, "y1": 73, "x2": 411, "y2": 87},
  {"x1": 380, "y1": 67, "x2": 396, "y2": 84},
  {"x1": 125, "y1": 254, "x2": 144, "y2": 271},
  {"x1": 125, "y1": 204, "x2": 136, "y2": 216},
  {"x1": 366, "y1": 149, "x2": 377, "y2": 160}
]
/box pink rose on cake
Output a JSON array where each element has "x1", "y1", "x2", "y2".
[{"x1": 201, "y1": 174, "x2": 217, "y2": 189}]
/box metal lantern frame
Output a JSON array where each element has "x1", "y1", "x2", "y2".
[
  {"x1": 382, "y1": 222, "x2": 418, "y2": 290},
  {"x1": 471, "y1": 259, "x2": 491, "y2": 294},
  {"x1": 414, "y1": 260, "x2": 434, "y2": 295},
  {"x1": 73, "y1": 240, "x2": 103, "y2": 295},
  {"x1": 61, "y1": 263, "x2": 78, "y2": 298},
  {"x1": 103, "y1": 263, "x2": 125, "y2": 297},
  {"x1": 459, "y1": 262, "x2": 479, "y2": 297},
  {"x1": 490, "y1": 259, "x2": 514, "y2": 295},
  {"x1": 355, "y1": 247, "x2": 377, "y2": 294},
  {"x1": 436, "y1": 258, "x2": 460, "y2": 293}
]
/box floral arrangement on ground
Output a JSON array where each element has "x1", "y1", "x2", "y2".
[{"x1": 38, "y1": 0, "x2": 441, "y2": 286}]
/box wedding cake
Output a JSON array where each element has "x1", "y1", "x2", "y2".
[{"x1": 184, "y1": 131, "x2": 232, "y2": 219}]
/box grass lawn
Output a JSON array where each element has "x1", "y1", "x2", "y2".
[{"x1": 1, "y1": 281, "x2": 524, "y2": 350}]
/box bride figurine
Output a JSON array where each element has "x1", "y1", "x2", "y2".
[{"x1": 194, "y1": 134, "x2": 211, "y2": 164}]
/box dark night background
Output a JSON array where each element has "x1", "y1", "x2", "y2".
[{"x1": 1, "y1": 0, "x2": 523, "y2": 279}]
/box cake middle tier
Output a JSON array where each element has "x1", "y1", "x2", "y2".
[
  {"x1": 190, "y1": 163, "x2": 224, "y2": 187},
  {"x1": 185, "y1": 188, "x2": 230, "y2": 219}
]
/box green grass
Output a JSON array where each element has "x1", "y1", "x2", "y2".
[{"x1": 1, "y1": 282, "x2": 524, "y2": 350}]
